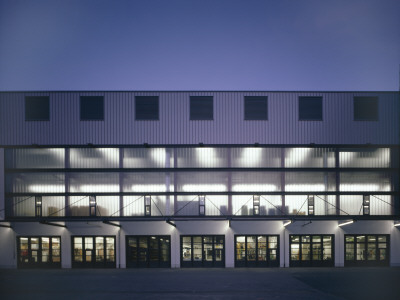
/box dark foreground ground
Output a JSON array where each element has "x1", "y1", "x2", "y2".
[{"x1": 0, "y1": 267, "x2": 399, "y2": 300}]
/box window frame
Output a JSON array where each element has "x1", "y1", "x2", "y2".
[{"x1": 298, "y1": 96, "x2": 323, "y2": 121}]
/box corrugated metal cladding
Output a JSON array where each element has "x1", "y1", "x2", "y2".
[{"x1": 0, "y1": 91, "x2": 398, "y2": 145}]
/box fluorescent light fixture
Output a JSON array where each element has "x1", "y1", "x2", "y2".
[
  {"x1": 338, "y1": 220, "x2": 354, "y2": 227},
  {"x1": 394, "y1": 221, "x2": 400, "y2": 227},
  {"x1": 283, "y1": 220, "x2": 292, "y2": 227}
]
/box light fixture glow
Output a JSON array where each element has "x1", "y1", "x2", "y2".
[
  {"x1": 181, "y1": 184, "x2": 227, "y2": 192},
  {"x1": 394, "y1": 221, "x2": 400, "y2": 227},
  {"x1": 283, "y1": 220, "x2": 292, "y2": 227},
  {"x1": 232, "y1": 184, "x2": 276, "y2": 192},
  {"x1": 338, "y1": 220, "x2": 354, "y2": 227}
]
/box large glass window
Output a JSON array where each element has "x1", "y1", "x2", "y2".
[
  {"x1": 126, "y1": 236, "x2": 170, "y2": 268},
  {"x1": 17, "y1": 236, "x2": 61, "y2": 268},
  {"x1": 72, "y1": 236, "x2": 115, "y2": 268},
  {"x1": 235, "y1": 235, "x2": 279, "y2": 267},
  {"x1": 181, "y1": 235, "x2": 225, "y2": 267},
  {"x1": 289, "y1": 235, "x2": 333, "y2": 267},
  {"x1": 345, "y1": 235, "x2": 389, "y2": 267}
]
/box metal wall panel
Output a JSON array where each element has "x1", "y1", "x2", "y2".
[{"x1": 0, "y1": 91, "x2": 398, "y2": 145}]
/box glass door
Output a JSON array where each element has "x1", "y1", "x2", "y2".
[
  {"x1": 17, "y1": 236, "x2": 61, "y2": 268},
  {"x1": 72, "y1": 236, "x2": 115, "y2": 268},
  {"x1": 345, "y1": 235, "x2": 389, "y2": 267},
  {"x1": 235, "y1": 235, "x2": 279, "y2": 267},
  {"x1": 289, "y1": 235, "x2": 334, "y2": 267},
  {"x1": 180, "y1": 235, "x2": 225, "y2": 268},
  {"x1": 126, "y1": 236, "x2": 171, "y2": 268}
]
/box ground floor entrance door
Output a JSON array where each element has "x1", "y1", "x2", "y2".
[
  {"x1": 235, "y1": 235, "x2": 279, "y2": 267},
  {"x1": 181, "y1": 235, "x2": 225, "y2": 267},
  {"x1": 17, "y1": 236, "x2": 61, "y2": 268},
  {"x1": 72, "y1": 236, "x2": 115, "y2": 268},
  {"x1": 289, "y1": 235, "x2": 334, "y2": 267},
  {"x1": 126, "y1": 236, "x2": 171, "y2": 268},
  {"x1": 345, "y1": 235, "x2": 389, "y2": 267}
]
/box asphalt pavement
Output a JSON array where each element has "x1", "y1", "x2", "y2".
[{"x1": 0, "y1": 267, "x2": 399, "y2": 300}]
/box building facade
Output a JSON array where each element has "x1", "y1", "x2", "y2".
[{"x1": 0, "y1": 91, "x2": 399, "y2": 268}]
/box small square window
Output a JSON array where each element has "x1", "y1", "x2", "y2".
[
  {"x1": 299, "y1": 96, "x2": 323, "y2": 121},
  {"x1": 244, "y1": 96, "x2": 268, "y2": 120},
  {"x1": 80, "y1": 96, "x2": 104, "y2": 120},
  {"x1": 354, "y1": 97, "x2": 378, "y2": 121},
  {"x1": 135, "y1": 96, "x2": 159, "y2": 120},
  {"x1": 190, "y1": 96, "x2": 213, "y2": 120},
  {"x1": 25, "y1": 96, "x2": 50, "y2": 121}
]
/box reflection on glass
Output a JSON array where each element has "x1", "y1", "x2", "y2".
[
  {"x1": 182, "y1": 237, "x2": 192, "y2": 261},
  {"x1": 193, "y1": 237, "x2": 202, "y2": 261},
  {"x1": 291, "y1": 244, "x2": 300, "y2": 260}
]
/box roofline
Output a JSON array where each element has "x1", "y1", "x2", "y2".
[{"x1": 0, "y1": 90, "x2": 399, "y2": 94}]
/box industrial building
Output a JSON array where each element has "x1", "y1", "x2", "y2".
[{"x1": 0, "y1": 91, "x2": 399, "y2": 268}]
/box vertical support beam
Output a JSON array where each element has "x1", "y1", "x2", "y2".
[
  {"x1": 165, "y1": 148, "x2": 171, "y2": 216},
  {"x1": 65, "y1": 148, "x2": 70, "y2": 217},
  {"x1": 0, "y1": 148, "x2": 4, "y2": 220},
  {"x1": 335, "y1": 148, "x2": 340, "y2": 215},
  {"x1": 281, "y1": 147, "x2": 286, "y2": 215},
  {"x1": 323, "y1": 150, "x2": 328, "y2": 215},
  {"x1": 119, "y1": 147, "x2": 124, "y2": 217},
  {"x1": 227, "y1": 148, "x2": 232, "y2": 215},
  {"x1": 173, "y1": 148, "x2": 177, "y2": 215}
]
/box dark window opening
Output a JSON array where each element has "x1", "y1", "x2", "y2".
[
  {"x1": 80, "y1": 96, "x2": 104, "y2": 120},
  {"x1": 135, "y1": 96, "x2": 159, "y2": 120},
  {"x1": 25, "y1": 96, "x2": 50, "y2": 121},
  {"x1": 89, "y1": 195, "x2": 96, "y2": 217},
  {"x1": 35, "y1": 196, "x2": 42, "y2": 217},
  {"x1": 363, "y1": 195, "x2": 370, "y2": 215},
  {"x1": 126, "y1": 236, "x2": 171, "y2": 268},
  {"x1": 299, "y1": 96, "x2": 323, "y2": 121},
  {"x1": 244, "y1": 96, "x2": 268, "y2": 120},
  {"x1": 190, "y1": 96, "x2": 213, "y2": 120},
  {"x1": 354, "y1": 97, "x2": 378, "y2": 121}
]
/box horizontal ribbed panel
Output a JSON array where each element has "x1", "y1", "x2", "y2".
[{"x1": 0, "y1": 91, "x2": 398, "y2": 145}]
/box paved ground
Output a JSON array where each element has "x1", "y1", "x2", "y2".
[{"x1": 0, "y1": 267, "x2": 399, "y2": 300}]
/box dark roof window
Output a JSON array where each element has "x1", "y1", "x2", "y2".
[
  {"x1": 244, "y1": 96, "x2": 268, "y2": 120},
  {"x1": 354, "y1": 96, "x2": 378, "y2": 121},
  {"x1": 25, "y1": 96, "x2": 50, "y2": 121},
  {"x1": 80, "y1": 96, "x2": 104, "y2": 121},
  {"x1": 190, "y1": 96, "x2": 213, "y2": 120},
  {"x1": 135, "y1": 96, "x2": 159, "y2": 120},
  {"x1": 299, "y1": 96, "x2": 323, "y2": 121}
]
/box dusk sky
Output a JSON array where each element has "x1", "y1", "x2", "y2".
[{"x1": 0, "y1": 0, "x2": 399, "y2": 91}]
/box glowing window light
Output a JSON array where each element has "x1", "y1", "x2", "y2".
[
  {"x1": 29, "y1": 185, "x2": 65, "y2": 193},
  {"x1": 232, "y1": 184, "x2": 277, "y2": 192},
  {"x1": 236, "y1": 148, "x2": 262, "y2": 167},
  {"x1": 97, "y1": 148, "x2": 120, "y2": 165},
  {"x1": 70, "y1": 184, "x2": 120, "y2": 193},
  {"x1": 285, "y1": 184, "x2": 325, "y2": 192},
  {"x1": 339, "y1": 184, "x2": 388, "y2": 192},
  {"x1": 181, "y1": 184, "x2": 227, "y2": 192},
  {"x1": 150, "y1": 148, "x2": 166, "y2": 165},
  {"x1": 131, "y1": 184, "x2": 172, "y2": 192},
  {"x1": 285, "y1": 148, "x2": 311, "y2": 167}
]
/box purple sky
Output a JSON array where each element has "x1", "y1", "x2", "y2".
[{"x1": 0, "y1": 0, "x2": 399, "y2": 91}]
